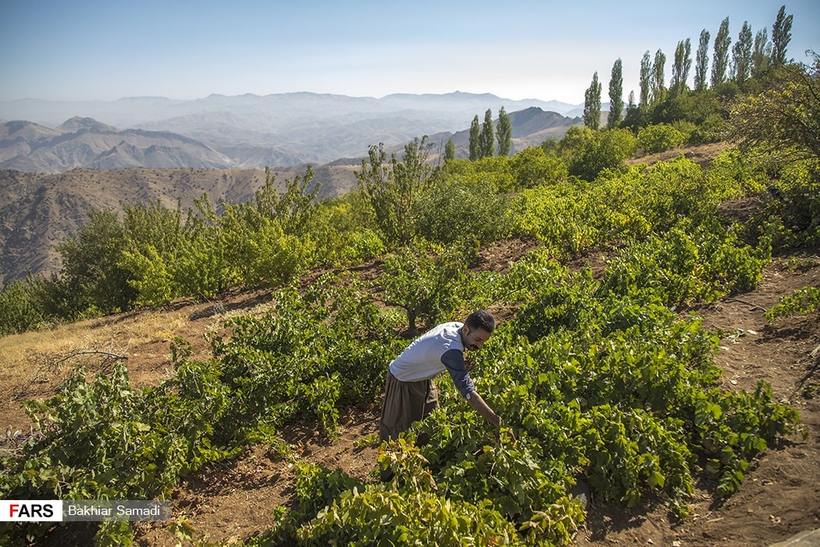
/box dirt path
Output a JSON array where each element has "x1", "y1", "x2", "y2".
[{"x1": 626, "y1": 142, "x2": 730, "y2": 168}]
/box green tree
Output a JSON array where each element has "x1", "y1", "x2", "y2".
[
  {"x1": 469, "y1": 115, "x2": 481, "y2": 161},
  {"x1": 770, "y1": 5, "x2": 793, "y2": 67},
  {"x1": 57, "y1": 209, "x2": 135, "y2": 317},
  {"x1": 623, "y1": 90, "x2": 643, "y2": 128},
  {"x1": 382, "y1": 240, "x2": 468, "y2": 335},
  {"x1": 671, "y1": 39, "x2": 692, "y2": 95},
  {"x1": 119, "y1": 245, "x2": 175, "y2": 307},
  {"x1": 639, "y1": 51, "x2": 652, "y2": 107},
  {"x1": 732, "y1": 21, "x2": 753, "y2": 83},
  {"x1": 651, "y1": 49, "x2": 667, "y2": 105},
  {"x1": 496, "y1": 106, "x2": 512, "y2": 156},
  {"x1": 444, "y1": 138, "x2": 456, "y2": 162},
  {"x1": 255, "y1": 167, "x2": 319, "y2": 236},
  {"x1": 694, "y1": 29, "x2": 711, "y2": 91},
  {"x1": 0, "y1": 275, "x2": 58, "y2": 335},
  {"x1": 752, "y1": 29, "x2": 771, "y2": 77},
  {"x1": 583, "y1": 72, "x2": 602, "y2": 129},
  {"x1": 356, "y1": 137, "x2": 434, "y2": 245},
  {"x1": 562, "y1": 127, "x2": 636, "y2": 180},
  {"x1": 711, "y1": 17, "x2": 731, "y2": 87},
  {"x1": 637, "y1": 124, "x2": 686, "y2": 154},
  {"x1": 480, "y1": 109, "x2": 495, "y2": 158},
  {"x1": 607, "y1": 59, "x2": 624, "y2": 128},
  {"x1": 729, "y1": 57, "x2": 819, "y2": 162},
  {"x1": 510, "y1": 146, "x2": 568, "y2": 187}
]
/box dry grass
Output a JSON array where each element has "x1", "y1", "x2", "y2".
[
  {"x1": 626, "y1": 142, "x2": 730, "y2": 167},
  {"x1": 0, "y1": 288, "x2": 275, "y2": 439}
]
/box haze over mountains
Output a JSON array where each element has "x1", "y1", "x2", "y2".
[{"x1": 0, "y1": 92, "x2": 585, "y2": 170}]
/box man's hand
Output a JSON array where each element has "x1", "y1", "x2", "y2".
[{"x1": 466, "y1": 391, "x2": 501, "y2": 428}]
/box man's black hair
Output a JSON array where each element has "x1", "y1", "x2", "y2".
[{"x1": 465, "y1": 310, "x2": 495, "y2": 333}]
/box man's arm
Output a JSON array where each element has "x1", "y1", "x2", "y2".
[
  {"x1": 466, "y1": 391, "x2": 500, "y2": 427},
  {"x1": 441, "y1": 349, "x2": 501, "y2": 428}
]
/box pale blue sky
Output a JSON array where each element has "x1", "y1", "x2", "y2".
[{"x1": 1, "y1": 1, "x2": 817, "y2": 103}]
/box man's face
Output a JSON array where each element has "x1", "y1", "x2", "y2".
[{"x1": 462, "y1": 326, "x2": 491, "y2": 351}]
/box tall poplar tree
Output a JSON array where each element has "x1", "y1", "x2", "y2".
[
  {"x1": 711, "y1": 17, "x2": 731, "y2": 87},
  {"x1": 583, "y1": 72, "x2": 602, "y2": 129},
  {"x1": 671, "y1": 39, "x2": 692, "y2": 95},
  {"x1": 752, "y1": 28, "x2": 771, "y2": 77},
  {"x1": 469, "y1": 115, "x2": 480, "y2": 161},
  {"x1": 607, "y1": 58, "x2": 623, "y2": 128},
  {"x1": 694, "y1": 29, "x2": 711, "y2": 91},
  {"x1": 651, "y1": 49, "x2": 667, "y2": 105},
  {"x1": 480, "y1": 109, "x2": 495, "y2": 158},
  {"x1": 732, "y1": 21, "x2": 753, "y2": 83},
  {"x1": 496, "y1": 106, "x2": 512, "y2": 156},
  {"x1": 639, "y1": 51, "x2": 652, "y2": 108},
  {"x1": 444, "y1": 138, "x2": 455, "y2": 162},
  {"x1": 771, "y1": 5, "x2": 793, "y2": 67}
]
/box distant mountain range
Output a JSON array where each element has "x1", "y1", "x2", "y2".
[
  {"x1": 0, "y1": 117, "x2": 234, "y2": 172},
  {"x1": 0, "y1": 92, "x2": 587, "y2": 168}
]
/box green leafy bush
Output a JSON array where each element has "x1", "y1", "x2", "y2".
[
  {"x1": 295, "y1": 488, "x2": 523, "y2": 546},
  {"x1": 414, "y1": 178, "x2": 511, "y2": 245},
  {"x1": 381, "y1": 239, "x2": 469, "y2": 334},
  {"x1": 558, "y1": 126, "x2": 637, "y2": 180},
  {"x1": 637, "y1": 123, "x2": 686, "y2": 154},
  {"x1": 765, "y1": 286, "x2": 820, "y2": 322},
  {"x1": 510, "y1": 146, "x2": 568, "y2": 188},
  {"x1": 0, "y1": 275, "x2": 58, "y2": 334}
]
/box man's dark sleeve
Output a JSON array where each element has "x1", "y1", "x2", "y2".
[{"x1": 441, "y1": 349, "x2": 475, "y2": 398}]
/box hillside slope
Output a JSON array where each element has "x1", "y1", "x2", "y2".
[{"x1": 0, "y1": 165, "x2": 358, "y2": 283}]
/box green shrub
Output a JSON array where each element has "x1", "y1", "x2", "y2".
[
  {"x1": 57, "y1": 209, "x2": 136, "y2": 317},
  {"x1": 765, "y1": 286, "x2": 820, "y2": 322},
  {"x1": 381, "y1": 239, "x2": 469, "y2": 334},
  {"x1": 510, "y1": 146, "x2": 568, "y2": 188},
  {"x1": 441, "y1": 156, "x2": 515, "y2": 192},
  {"x1": 119, "y1": 245, "x2": 176, "y2": 307},
  {"x1": 691, "y1": 113, "x2": 729, "y2": 144},
  {"x1": 0, "y1": 276, "x2": 57, "y2": 335},
  {"x1": 295, "y1": 488, "x2": 523, "y2": 546},
  {"x1": 414, "y1": 179, "x2": 511, "y2": 245},
  {"x1": 637, "y1": 124, "x2": 686, "y2": 154},
  {"x1": 565, "y1": 128, "x2": 637, "y2": 181}
]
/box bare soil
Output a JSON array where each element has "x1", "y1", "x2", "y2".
[{"x1": 133, "y1": 409, "x2": 381, "y2": 546}]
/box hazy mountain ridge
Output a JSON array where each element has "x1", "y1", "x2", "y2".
[
  {"x1": 1, "y1": 92, "x2": 585, "y2": 167},
  {"x1": 0, "y1": 120, "x2": 234, "y2": 173}
]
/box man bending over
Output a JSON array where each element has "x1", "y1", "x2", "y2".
[{"x1": 379, "y1": 310, "x2": 500, "y2": 441}]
